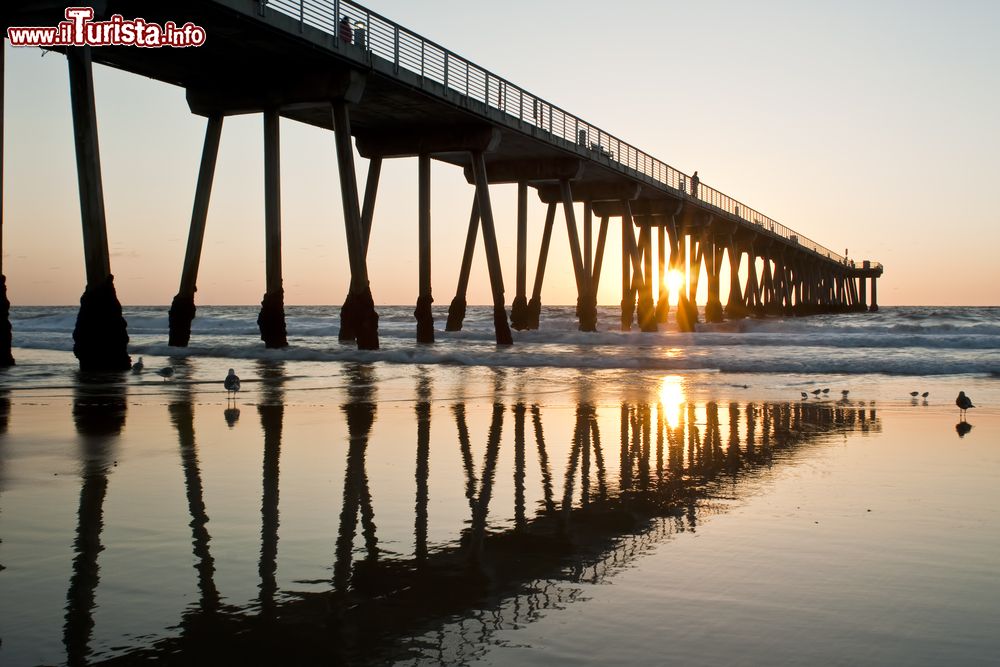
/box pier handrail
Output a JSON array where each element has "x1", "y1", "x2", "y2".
[{"x1": 265, "y1": 0, "x2": 872, "y2": 268}]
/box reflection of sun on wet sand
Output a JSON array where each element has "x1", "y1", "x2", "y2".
[{"x1": 0, "y1": 363, "x2": 997, "y2": 666}]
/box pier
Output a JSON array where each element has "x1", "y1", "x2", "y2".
[{"x1": 1, "y1": 0, "x2": 884, "y2": 370}]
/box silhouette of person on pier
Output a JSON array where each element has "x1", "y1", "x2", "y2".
[
  {"x1": 690, "y1": 171, "x2": 700, "y2": 198},
  {"x1": 339, "y1": 16, "x2": 353, "y2": 44}
]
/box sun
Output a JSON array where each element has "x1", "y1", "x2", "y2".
[{"x1": 666, "y1": 269, "x2": 685, "y2": 297}]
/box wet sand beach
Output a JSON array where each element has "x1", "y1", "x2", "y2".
[{"x1": 1, "y1": 352, "x2": 997, "y2": 665}]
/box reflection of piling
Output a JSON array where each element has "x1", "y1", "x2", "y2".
[
  {"x1": 257, "y1": 401, "x2": 283, "y2": 616},
  {"x1": 414, "y1": 372, "x2": 431, "y2": 560},
  {"x1": 169, "y1": 401, "x2": 220, "y2": 613},
  {"x1": 64, "y1": 380, "x2": 125, "y2": 665},
  {"x1": 531, "y1": 404, "x2": 555, "y2": 513},
  {"x1": 468, "y1": 403, "x2": 504, "y2": 562},
  {"x1": 513, "y1": 403, "x2": 527, "y2": 529},
  {"x1": 334, "y1": 364, "x2": 378, "y2": 593}
]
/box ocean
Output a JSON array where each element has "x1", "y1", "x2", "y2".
[{"x1": 7, "y1": 304, "x2": 1000, "y2": 377}]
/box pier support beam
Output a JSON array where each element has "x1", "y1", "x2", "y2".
[
  {"x1": 578, "y1": 200, "x2": 597, "y2": 331},
  {"x1": 510, "y1": 182, "x2": 530, "y2": 330},
  {"x1": 559, "y1": 180, "x2": 595, "y2": 332},
  {"x1": 724, "y1": 236, "x2": 747, "y2": 319},
  {"x1": 333, "y1": 100, "x2": 379, "y2": 349},
  {"x1": 257, "y1": 110, "x2": 288, "y2": 349},
  {"x1": 0, "y1": 44, "x2": 12, "y2": 366},
  {"x1": 415, "y1": 154, "x2": 434, "y2": 343},
  {"x1": 655, "y1": 226, "x2": 669, "y2": 323},
  {"x1": 621, "y1": 219, "x2": 635, "y2": 331},
  {"x1": 338, "y1": 156, "x2": 381, "y2": 341},
  {"x1": 169, "y1": 115, "x2": 223, "y2": 347},
  {"x1": 870, "y1": 277, "x2": 878, "y2": 312},
  {"x1": 859, "y1": 274, "x2": 867, "y2": 310},
  {"x1": 471, "y1": 152, "x2": 513, "y2": 344},
  {"x1": 636, "y1": 222, "x2": 657, "y2": 332},
  {"x1": 704, "y1": 233, "x2": 724, "y2": 323},
  {"x1": 526, "y1": 202, "x2": 556, "y2": 330},
  {"x1": 67, "y1": 47, "x2": 131, "y2": 371},
  {"x1": 445, "y1": 198, "x2": 478, "y2": 331},
  {"x1": 676, "y1": 234, "x2": 699, "y2": 332}
]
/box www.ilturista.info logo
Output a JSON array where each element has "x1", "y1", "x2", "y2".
[{"x1": 7, "y1": 7, "x2": 207, "y2": 48}]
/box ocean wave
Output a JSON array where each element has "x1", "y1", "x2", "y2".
[{"x1": 9, "y1": 305, "x2": 1000, "y2": 377}]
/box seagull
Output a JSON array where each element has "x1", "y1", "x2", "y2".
[
  {"x1": 224, "y1": 368, "x2": 241, "y2": 399},
  {"x1": 921, "y1": 392, "x2": 929, "y2": 398},
  {"x1": 131, "y1": 357, "x2": 144, "y2": 374},
  {"x1": 800, "y1": 392, "x2": 808, "y2": 399},
  {"x1": 841, "y1": 390, "x2": 849, "y2": 397},
  {"x1": 224, "y1": 406, "x2": 241, "y2": 428},
  {"x1": 157, "y1": 366, "x2": 174, "y2": 382},
  {"x1": 910, "y1": 391, "x2": 919, "y2": 397},
  {"x1": 822, "y1": 388, "x2": 830, "y2": 394},
  {"x1": 956, "y1": 391, "x2": 974, "y2": 419},
  {"x1": 811, "y1": 389, "x2": 822, "y2": 396}
]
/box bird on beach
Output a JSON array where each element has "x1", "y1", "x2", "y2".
[
  {"x1": 157, "y1": 366, "x2": 174, "y2": 381},
  {"x1": 841, "y1": 390, "x2": 850, "y2": 397},
  {"x1": 811, "y1": 389, "x2": 822, "y2": 396},
  {"x1": 800, "y1": 392, "x2": 808, "y2": 400},
  {"x1": 956, "y1": 392, "x2": 975, "y2": 420},
  {"x1": 822, "y1": 388, "x2": 830, "y2": 394},
  {"x1": 910, "y1": 391, "x2": 919, "y2": 397},
  {"x1": 922, "y1": 392, "x2": 929, "y2": 398},
  {"x1": 224, "y1": 368, "x2": 241, "y2": 399},
  {"x1": 131, "y1": 357, "x2": 144, "y2": 374}
]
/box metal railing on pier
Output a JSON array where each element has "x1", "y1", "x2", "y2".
[{"x1": 264, "y1": 0, "x2": 871, "y2": 268}]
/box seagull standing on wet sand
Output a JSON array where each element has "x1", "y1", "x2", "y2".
[
  {"x1": 956, "y1": 392, "x2": 974, "y2": 420},
  {"x1": 131, "y1": 357, "x2": 144, "y2": 374},
  {"x1": 225, "y1": 368, "x2": 241, "y2": 399},
  {"x1": 157, "y1": 366, "x2": 174, "y2": 381}
]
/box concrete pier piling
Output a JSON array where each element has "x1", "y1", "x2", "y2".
[
  {"x1": 67, "y1": 47, "x2": 131, "y2": 372},
  {"x1": 333, "y1": 100, "x2": 379, "y2": 350},
  {"x1": 0, "y1": 45, "x2": 13, "y2": 367},
  {"x1": 257, "y1": 109, "x2": 288, "y2": 349},
  {"x1": 445, "y1": 198, "x2": 479, "y2": 332},
  {"x1": 470, "y1": 152, "x2": 513, "y2": 345},
  {"x1": 415, "y1": 154, "x2": 434, "y2": 343},
  {"x1": 510, "y1": 182, "x2": 530, "y2": 331},
  {"x1": 169, "y1": 115, "x2": 223, "y2": 347}
]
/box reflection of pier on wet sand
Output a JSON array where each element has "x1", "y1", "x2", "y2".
[{"x1": 54, "y1": 369, "x2": 881, "y2": 665}]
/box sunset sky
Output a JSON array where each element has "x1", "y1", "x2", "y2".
[{"x1": 3, "y1": 0, "x2": 998, "y2": 306}]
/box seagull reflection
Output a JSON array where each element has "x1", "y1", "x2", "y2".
[
  {"x1": 223, "y1": 406, "x2": 240, "y2": 427},
  {"x1": 955, "y1": 421, "x2": 973, "y2": 438}
]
